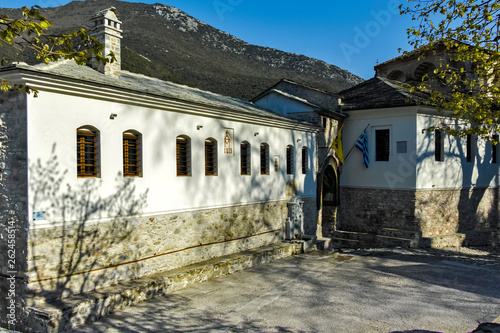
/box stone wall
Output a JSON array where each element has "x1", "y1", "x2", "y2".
[
  {"x1": 416, "y1": 188, "x2": 499, "y2": 245},
  {"x1": 27, "y1": 200, "x2": 290, "y2": 303},
  {"x1": 338, "y1": 187, "x2": 419, "y2": 233},
  {"x1": 0, "y1": 91, "x2": 28, "y2": 331},
  {"x1": 302, "y1": 196, "x2": 318, "y2": 235},
  {"x1": 337, "y1": 187, "x2": 500, "y2": 248}
]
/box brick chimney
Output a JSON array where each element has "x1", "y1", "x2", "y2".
[{"x1": 90, "y1": 7, "x2": 122, "y2": 76}]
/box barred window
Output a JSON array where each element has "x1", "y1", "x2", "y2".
[
  {"x1": 286, "y1": 145, "x2": 294, "y2": 175},
  {"x1": 260, "y1": 143, "x2": 269, "y2": 175},
  {"x1": 435, "y1": 130, "x2": 444, "y2": 162},
  {"x1": 123, "y1": 131, "x2": 141, "y2": 177},
  {"x1": 205, "y1": 138, "x2": 217, "y2": 176},
  {"x1": 301, "y1": 146, "x2": 308, "y2": 174},
  {"x1": 375, "y1": 129, "x2": 390, "y2": 161},
  {"x1": 466, "y1": 134, "x2": 474, "y2": 163},
  {"x1": 241, "y1": 141, "x2": 251, "y2": 175},
  {"x1": 493, "y1": 135, "x2": 499, "y2": 164},
  {"x1": 77, "y1": 127, "x2": 99, "y2": 177},
  {"x1": 176, "y1": 136, "x2": 191, "y2": 176}
]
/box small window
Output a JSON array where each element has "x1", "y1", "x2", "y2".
[
  {"x1": 493, "y1": 135, "x2": 499, "y2": 164},
  {"x1": 434, "y1": 130, "x2": 444, "y2": 162},
  {"x1": 176, "y1": 136, "x2": 191, "y2": 176},
  {"x1": 123, "y1": 131, "x2": 141, "y2": 177},
  {"x1": 375, "y1": 129, "x2": 390, "y2": 161},
  {"x1": 241, "y1": 141, "x2": 251, "y2": 175},
  {"x1": 396, "y1": 141, "x2": 407, "y2": 154},
  {"x1": 77, "y1": 127, "x2": 99, "y2": 177},
  {"x1": 260, "y1": 143, "x2": 269, "y2": 175},
  {"x1": 466, "y1": 134, "x2": 474, "y2": 163},
  {"x1": 205, "y1": 138, "x2": 217, "y2": 176},
  {"x1": 301, "y1": 146, "x2": 308, "y2": 174},
  {"x1": 286, "y1": 145, "x2": 294, "y2": 175}
]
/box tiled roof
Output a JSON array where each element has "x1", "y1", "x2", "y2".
[
  {"x1": 2, "y1": 61, "x2": 315, "y2": 125},
  {"x1": 339, "y1": 76, "x2": 431, "y2": 110}
]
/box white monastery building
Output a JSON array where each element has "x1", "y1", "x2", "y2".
[{"x1": 0, "y1": 6, "x2": 499, "y2": 332}]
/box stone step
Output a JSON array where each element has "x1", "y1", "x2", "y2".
[
  {"x1": 26, "y1": 242, "x2": 304, "y2": 333},
  {"x1": 420, "y1": 233, "x2": 466, "y2": 249},
  {"x1": 332, "y1": 229, "x2": 420, "y2": 249}
]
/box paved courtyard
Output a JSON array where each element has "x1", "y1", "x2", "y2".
[{"x1": 70, "y1": 248, "x2": 500, "y2": 333}]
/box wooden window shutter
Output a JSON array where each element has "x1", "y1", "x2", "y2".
[
  {"x1": 123, "y1": 132, "x2": 141, "y2": 176},
  {"x1": 286, "y1": 145, "x2": 294, "y2": 175},
  {"x1": 260, "y1": 143, "x2": 269, "y2": 175},
  {"x1": 177, "y1": 137, "x2": 190, "y2": 176},
  {"x1": 205, "y1": 139, "x2": 217, "y2": 176},
  {"x1": 77, "y1": 129, "x2": 98, "y2": 177},
  {"x1": 301, "y1": 147, "x2": 308, "y2": 174},
  {"x1": 241, "y1": 142, "x2": 250, "y2": 175}
]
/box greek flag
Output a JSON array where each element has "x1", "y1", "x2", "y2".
[{"x1": 355, "y1": 130, "x2": 369, "y2": 168}]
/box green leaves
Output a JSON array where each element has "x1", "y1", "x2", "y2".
[
  {"x1": 0, "y1": 6, "x2": 115, "y2": 95},
  {"x1": 401, "y1": 0, "x2": 500, "y2": 140}
]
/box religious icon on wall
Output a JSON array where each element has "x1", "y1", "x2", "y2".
[{"x1": 224, "y1": 129, "x2": 234, "y2": 155}]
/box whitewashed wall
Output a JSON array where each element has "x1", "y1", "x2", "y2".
[
  {"x1": 341, "y1": 106, "x2": 418, "y2": 189},
  {"x1": 416, "y1": 112, "x2": 500, "y2": 189},
  {"x1": 27, "y1": 91, "x2": 317, "y2": 228}
]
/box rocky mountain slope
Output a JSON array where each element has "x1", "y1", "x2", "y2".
[{"x1": 0, "y1": 0, "x2": 364, "y2": 100}]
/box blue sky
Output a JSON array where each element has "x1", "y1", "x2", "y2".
[{"x1": 2, "y1": 0, "x2": 415, "y2": 79}]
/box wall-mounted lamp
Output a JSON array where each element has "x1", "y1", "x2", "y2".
[
  {"x1": 197, "y1": 125, "x2": 203, "y2": 130},
  {"x1": 297, "y1": 138, "x2": 301, "y2": 142},
  {"x1": 254, "y1": 132, "x2": 259, "y2": 136},
  {"x1": 110, "y1": 113, "x2": 118, "y2": 120}
]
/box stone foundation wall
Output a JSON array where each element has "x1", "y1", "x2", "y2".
[
  {"x1": 302, "y1": 196, "x2": 318, "y2": 235},
  {"x1": 338, "y1": 187, "x2": 500, "y2": 248},
  {"x1": 339, "y1": 187, "x2": 419, "y2": 233},
  {"x1": 27, "y1": 200, "x2": 290, "y2": 302},
  {"x1": 416, "y1": 188, "x2": 500, "y2": 244},
  {"x1": 0, "y1": 91, "x2": 28, "y2": 331}
]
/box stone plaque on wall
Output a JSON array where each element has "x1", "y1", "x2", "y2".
[{"x1": 224, "y1": 128, "x2": 234, "y2": 155}]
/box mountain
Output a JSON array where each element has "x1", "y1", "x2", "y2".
[{"x1": 0, "y1": 0, "x2": 364, "y2": 100}]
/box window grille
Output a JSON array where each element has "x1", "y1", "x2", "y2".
[
  {"x1": 123, "y1": 132, "x2": 141, "y2": 177},
  {"x1": 493, "y1": 135, "x2": 499, "y2": 164},
  {"x1": 77, "y1": 128, "x2": 99, "y2": 177},
  {"x1": 435, "y1": 130, "x2": 443, "y2": 162},
  {"x1": 375, "y1": 129, "x2": 390, "y2": 161},
  {"x1": 301, "y1": 147, "x2": 308, "y2": 174},
  {"x1": 466, "y1": 134, "x2": 473, "y2": 163},
  {"x1": 205, "y1": 139, "x2": 217, "y2": 176},
  {"x1": 286, "y1": 145, "x2": 294, "y2": 175},
  {"x1": 260, "y1": 143, "x2": 269, "y2": 175},
  {"x1": 241, "y1": 142, "x2": 251, "y2": 175},
  {"x1": 177, "y1": 136, "x2": 191, "y2": 176}
]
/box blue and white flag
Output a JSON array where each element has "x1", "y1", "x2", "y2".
[{"x1": 355, "y1": 130, "x2": 369, "y2": 168}]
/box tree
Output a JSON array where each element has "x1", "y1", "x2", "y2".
[
  {"x1": 400, "y1": 0, "x2": 500, "y2": 140},
  {"x1": 0, "y1": 6, "x2": 114, "y2": 95}
]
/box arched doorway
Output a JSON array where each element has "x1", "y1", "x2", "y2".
[{"x1": 318, "y1": 156, "x2": 339, "y2": 238}]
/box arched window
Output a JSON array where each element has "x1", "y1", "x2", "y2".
[
  {"x1": 260, "y1": 143, "x2": 269, "y2": 175},
  {"x1": 176, "y1": 135, "x2": 191, "y2": 176},
  {"x1": 301, "y1": 146, "x2": 308, "y2": 174},
  {"x1": 77, "y1": 126, "x2": 100, "y2": 177},
  {"x1": 286, "y1": 145, "x2": 294, "y2": 175},
  {"x1": 387, "y1": 70, "x2": 405, "y2": 82},
  {"x1": 123, "y1": 130, "x2": 142, "y2": 177},
  {"x1": 414, "y1": 62, "x2": 437, "y2": 82},
  {"x1": 205, "y1": 138, "x2": 218, "y2": 176},
  {"x1": 241, "y1": 141, "x2": 251, "y2": 175}
]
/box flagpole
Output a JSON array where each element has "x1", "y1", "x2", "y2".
[{"x1": 344, "y1": 123, "x2": 370, "y2": 162}]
